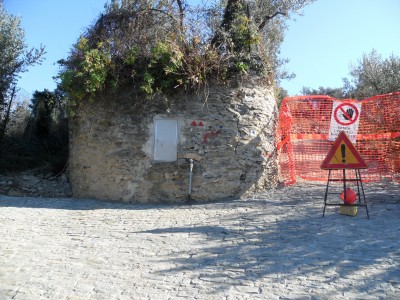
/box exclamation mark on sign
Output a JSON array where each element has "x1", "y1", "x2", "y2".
[{"x1": 341, "y1": 144, "x2": 346, "y2": 163}]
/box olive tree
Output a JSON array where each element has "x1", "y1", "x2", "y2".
[
  {"x1": 300, "y1": 50, "x2": 400, "y2": 100},
  {"x1": 346, "y1": 49, "x2": 400, "y2": 99},
  {"x1": 0, "y1": 3, "x2": 45, "y2": 142},
  {"x1": 58, "y1": 0, "x2": 314, "y2": 105},
  {"x1": 301, "y1": 86, "x2": 346, "y2": 99},
  {"x1": 29, "y1": 89, "x2": 61, "y2": 139}
]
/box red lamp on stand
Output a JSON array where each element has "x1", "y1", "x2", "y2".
[{"x1": 341, "y1": 188, "x2": 357, "y2": 205}]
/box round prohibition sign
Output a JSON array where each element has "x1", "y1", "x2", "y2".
[{"x1": 334, "y1": 102, "x2": 359, "y2": 126}]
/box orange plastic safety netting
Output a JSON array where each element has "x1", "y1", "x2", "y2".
[{"x1": 276, "y1": 92, "x2": 400, "y2": 184}]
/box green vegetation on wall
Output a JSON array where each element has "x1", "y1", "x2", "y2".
[{"x1": 57, "y1": 0, "x2": 314, "y2": 106}]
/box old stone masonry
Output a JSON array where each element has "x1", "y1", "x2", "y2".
[
  {"x1": 0, "y1": 181, "x2": 399, "y2": 299},
  {"x1": 69, "y1": 81, "x2": 279, "y2": 203}
]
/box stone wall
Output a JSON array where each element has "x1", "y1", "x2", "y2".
[{"x1": 69, "y1": 78, "x2": 278, "y2": 203}]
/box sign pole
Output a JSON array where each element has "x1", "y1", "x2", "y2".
[
  {"x1": 322, "y1": 170, "x2": 331, "y2": 217},
  {"x1": 357, "y1": 169, "x2": 369, "y2": 218}
]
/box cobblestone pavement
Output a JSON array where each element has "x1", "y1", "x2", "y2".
[{"x1": 1, "y1": 181, "x2": 399, "y2": 300}]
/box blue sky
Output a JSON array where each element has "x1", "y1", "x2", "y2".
[
  {"x1": 4, "y1": 0, "x2": 107, "y2": 96},
  {"x1": 4, "y1": 0, "x2": 400, "y2": 97},
  {"x1": 280, "y1": 0, "x2": 400, "y2": 95}
]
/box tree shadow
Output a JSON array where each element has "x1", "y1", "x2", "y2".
[{"x1": 135, "y1": 191, "x2": 400, "y2": 297}]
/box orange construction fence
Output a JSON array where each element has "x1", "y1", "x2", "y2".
[{"x1": 276, "y1": 92, "x2": 400, "y2": 184}]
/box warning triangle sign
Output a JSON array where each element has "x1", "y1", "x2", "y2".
[{"x1": 321, "y1": 131, "x2": 368, "y2": 170}]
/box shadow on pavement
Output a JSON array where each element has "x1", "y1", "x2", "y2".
[{"x1": 136, "y1": 183, "x2": 400, "y2": 297}]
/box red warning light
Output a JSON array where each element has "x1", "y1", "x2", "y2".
[{"x1": 341, "y1": 188, "x2": 357, "y2": 205}]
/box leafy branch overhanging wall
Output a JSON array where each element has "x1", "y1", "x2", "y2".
[{"x1": 57, "y1": 0, "x2": 314, "y2": 106}]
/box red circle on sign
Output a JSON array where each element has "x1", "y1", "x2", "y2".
[{"x1": 334, "y1": 103, "x2": 359, "y2": 126}]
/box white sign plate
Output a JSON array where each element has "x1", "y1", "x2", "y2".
[{"x1": 328, "y1": 101, "x2": 362, "y2": 143}]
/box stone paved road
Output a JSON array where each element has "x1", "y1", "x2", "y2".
[{"x1": 1, "y1": 182, "x2": 400, "y2": 299}]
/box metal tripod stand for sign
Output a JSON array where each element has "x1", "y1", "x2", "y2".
[{"x1": 323, "y1": 169, "x2": 369, "y2": 219}]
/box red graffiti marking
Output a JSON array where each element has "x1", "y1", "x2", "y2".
[{"x1": 203, "y1": 129, "x2": 221, "y2": 144}]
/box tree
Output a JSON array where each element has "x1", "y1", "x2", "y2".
[
  {"x1": 30, "y1": 89, "x2": 60, "y2": 139},
  {"x1": 0, "y1": 3, "x2": 45, "y2": 142},
  {"x1": 275, "y1": 86, "x2": 288, "y2": 108},
  {"x1": 300, "y1": 50, "x2": 400, "y2": 100},
  {"x1": 301, "y1": 86, "x2": 347, "y2": 99},
  {"x1": 211, "y1": 0, "x2": 313, "y2": 80},
  {"x1": 4, "y1": 91, "x2": 31, "y2": 136},
  {"x1": 346, "y1": 49, "x2": 400, "y2": 99},
  {"x1": 58, "y1": 0, "x2": 314, "y2": 104},
  {"x1": 0, "y1": 86, "x2": 15, "y2": 143}
]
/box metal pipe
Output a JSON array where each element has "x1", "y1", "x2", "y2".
[{"x1": 187, "y1": 158, "x2": 193, "y2": 202}]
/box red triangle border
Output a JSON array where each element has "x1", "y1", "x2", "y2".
[{"x1": 321, "y1": 131, "x2": 368, "y2": 170}]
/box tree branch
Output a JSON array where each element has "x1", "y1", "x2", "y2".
[
  {"x1": 175, "y1": 0, "x2": 185, "y2": 30},
  {"x1": 257, "y1": 11, "x2": 286, "y2": 31},
  {"x1": 101, "y1": 7, "x2": 181, "y2": 27},
  {"x1": 0, "y1": 86, "x2": 16, "y2": 145},
  {"x1": 210, "y1": 0, "x2": 243, "y2": 48},
  {"x1": 145, "y1": 8, "x2": 180, "y2": 24}
]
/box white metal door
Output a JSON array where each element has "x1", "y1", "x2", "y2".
[{"x1": 154, "y1": 119, "x2": 178, "y2": 161}]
